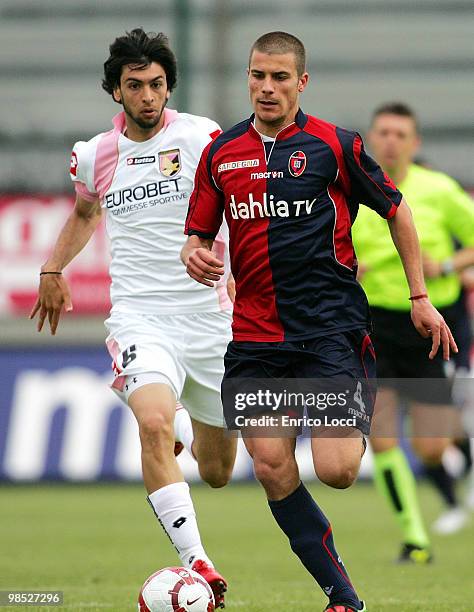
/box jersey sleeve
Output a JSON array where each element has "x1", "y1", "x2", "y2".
[
  {"x1": 185, "y1": 141, "x2": 224, "y2": 239},
  {"x1": 205, "y1": 118, "x2": 222, "y2": 141},
  {"x1": 184, "y1": 116, "x2": 222, "y2": 183},
  {"x1": 69, "y1": 140, "x2": 98, "y2": 202},
  {"x1": 441, "y1": 177, "x2": 474, "y2": 246},
  {"x1": 194, "y1": 118, "x2": 222, "y2": 160},
  {"x1": 338, "y1": 128, "x2": 402, "y2": 218}
]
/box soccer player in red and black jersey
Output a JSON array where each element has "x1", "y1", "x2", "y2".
[{"x1": 181, "y1": 32, "x2": 456, "y2": 612}]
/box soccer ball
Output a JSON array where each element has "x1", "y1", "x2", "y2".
[{"x1": 138, "y1": 566, "x2": 215, "y2": 612}]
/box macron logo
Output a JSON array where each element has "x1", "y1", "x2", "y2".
[
  {"x1": 250, "y1": 170, "x2": 284, "y2": 180},
  {"x1": 353, "y1": 381, "x2": 366, "y2": 413},
  {"x1": 229, "y1": 193, "x2": 317, "y2": 220}
]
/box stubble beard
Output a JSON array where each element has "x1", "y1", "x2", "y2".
[
  {"x1": 122, "y1": 98, "x2": 167, "y2": 131},
  {"x1": 255, "y1": 94, "x2": 298, "y2": 132}
]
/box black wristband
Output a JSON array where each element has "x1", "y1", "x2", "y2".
[{"x1": 40, "y1": 271, "x2": 62, "y2": 276}]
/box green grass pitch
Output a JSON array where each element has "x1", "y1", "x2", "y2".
[{"x1": 0, "y1": 481, "x2": 473, "y2": 611}]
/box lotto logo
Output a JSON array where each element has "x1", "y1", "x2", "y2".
[{"x1": 127, "y1": 156, "x2": 156, "y2": 165}]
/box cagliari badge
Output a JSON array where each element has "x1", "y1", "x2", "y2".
[
  {"x1": 288, "y1": 150, "x2": 307, "y2": 177},
  {"x1": 159, "y1": 148, "x2": 181, "y2": 177}
]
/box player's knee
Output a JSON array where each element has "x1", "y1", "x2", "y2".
[
  {"x1": 138, "y1": 412, "x2": 173, "y2": 449},
  {"x1": 316, "y1": 463, "x2": 358, "y2": 489},
  {"x1": 253, "y1": 455, "x2": 295, "y2": 489},
  {"x1": 198, "y1": 462, "x2": 232, "y2": 489}
]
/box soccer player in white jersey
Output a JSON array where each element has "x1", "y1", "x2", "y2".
[{"x1": 30, "y1": 28, "x2": 236, "y2": 608}]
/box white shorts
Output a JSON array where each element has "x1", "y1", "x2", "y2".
[{"x1": 105, "y1": 310, "x2": 232, "y2": 427}]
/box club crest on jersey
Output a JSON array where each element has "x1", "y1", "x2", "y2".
[
  {"x1": 288, "y1": 150, "x2": 306, "y2": 177},
  {"x1": 159, "y1": 148, "x2": 181, "y2": 177}
]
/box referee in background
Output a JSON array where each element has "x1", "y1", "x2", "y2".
[{"x1": 353, "y1": 102, "x2": 474, "y2": 561}]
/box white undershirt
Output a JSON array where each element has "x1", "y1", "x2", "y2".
[{"x1": 252, "y1": 121, "x2": 276, "y2": 142}]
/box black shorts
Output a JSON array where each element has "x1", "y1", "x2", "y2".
[
  {"x1": 222, "y1": 329, "x2": 376, "y2": 435},
  {"x1": 370, "y1": 306, "x2": 454, "y2": 404}
]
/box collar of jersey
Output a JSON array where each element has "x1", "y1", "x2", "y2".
[
  {"x1": 111, "y1": 108, "x2": 179, "y2": 137},
  {"x1": 248, "y1": 108, "x2": 307, "y2": 142}
]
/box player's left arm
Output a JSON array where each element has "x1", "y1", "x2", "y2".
[
  {"x1": 388, "y1": 199, "x2": 457, "y2": 360},
  {"x1": 340, "y1": 129, "x2": 456, "y2": 359}
]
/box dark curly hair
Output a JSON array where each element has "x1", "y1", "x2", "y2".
[{"x1": 102, "y1": 28, "x2": 177, "y2": 99}]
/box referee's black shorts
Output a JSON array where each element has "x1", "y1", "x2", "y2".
[{"x1": 370, "y1": 305, "x2": 458, "y2": 405}]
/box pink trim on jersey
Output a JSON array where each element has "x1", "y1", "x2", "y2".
[
  {"x1": 111, "y1": 112, "x2": 127, "y2": 131},
  {"x1": 213, "y1": 232, "x2": 232, "y2": 311},
  {"x1": 162, "y1": 108, "x2": 178, "y2": 128},
  {"x1": 74, "y1": 180, "x2": 97, "y2": 202},
  {"x1": 94, "y1": 114, "x2": 123, "y2": 201}
]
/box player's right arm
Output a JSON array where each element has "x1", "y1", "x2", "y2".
[
  {"x1": 182, "y1": 140, "x2": 225, "y2": 286},
  {"x1": 181, "y1": 235, "x2": 224, "y2": 287},
  {"x1": 29, "y1": 194, "x2": 102, "y2": 334}
]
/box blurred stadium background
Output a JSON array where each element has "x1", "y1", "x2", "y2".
[
  {"x1": 1, "y1": 0, "x2": 473, "y2": 483},
  {"x1": 0, "y1": 2, "x2": 473, "y2": 609}
]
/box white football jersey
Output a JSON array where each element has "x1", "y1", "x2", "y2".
[{"x1": 70, "y1": 109, "x2": 231, "y2": 314}]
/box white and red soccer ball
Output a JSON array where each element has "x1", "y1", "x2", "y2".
[{"x1": 138, "y1": 567, "x2": 215, "y2": 612}]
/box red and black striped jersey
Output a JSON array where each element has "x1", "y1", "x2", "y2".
[{"x1": 185, "y1": 109, "x2": 402, "y2": 342}]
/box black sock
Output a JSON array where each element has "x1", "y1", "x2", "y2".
[
  {"x1": 268, "y1": 482, "x2": 360, "y2": 609},
  {"x1": 424, "y1": 463, "x2": 457, "y2": 507}
]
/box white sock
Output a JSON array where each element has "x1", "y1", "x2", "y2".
[
  {"x1": 148, "y1": 482, "x2": 213, "y2": 567},
  {"x1": 174, "y1": 404, "x2": 195, "y2": 458}
]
